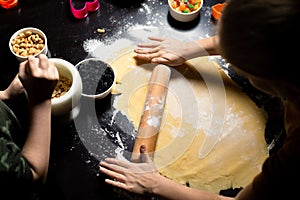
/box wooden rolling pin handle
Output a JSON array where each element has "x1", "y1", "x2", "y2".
[{"x1": 131, "y1": 64, "x2": 171, "y2": 162}]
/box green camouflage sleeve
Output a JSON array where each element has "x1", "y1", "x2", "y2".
[
  {"x1": 0, "y1": 137, "x2": 33, "y2": 183},
  {"x1": 0, "y1": 100, "x2": 33, "y2": 186}
]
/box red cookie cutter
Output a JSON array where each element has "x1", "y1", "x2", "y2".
[
  {"x1": 70, "y1": 0, "x2": 100, "y2": 19},
  {"x1": 0, "y1": 0, "x2": 18, "y2": 9}
]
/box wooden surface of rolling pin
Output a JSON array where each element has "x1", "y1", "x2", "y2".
[{"x1": 131, "y1": 64, "x2": 171, "y2": 162}]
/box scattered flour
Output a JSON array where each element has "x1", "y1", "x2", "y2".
[
  {"x1": 82, "y1": 0, "x2": 217, "y2": 62},
  {"x1": 90, "y1": 38, "x2": 134, "y2": 61},
  {"x1": 83, "y1": 39, "x2": 102, "y2": 53}
]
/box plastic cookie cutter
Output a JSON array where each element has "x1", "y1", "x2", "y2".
[
  {"x1": 70, "y1": 0, "x2": 100, "y2": 19},
  {"x1": 0, "y1": 0, "x2": 18, "y2": 9},
  {"x1": 211, "y1": 3, "x2": 227, "y2": 20}
]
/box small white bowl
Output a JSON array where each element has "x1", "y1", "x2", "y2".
[
  {"x1": 168, "y1": 0, "x2": 203, "y2": 22},
  {"x1": 9, "y1": 27, "x2": 48, "y2": 62},
  {"x1": 50, "y1": 58, "x2": 82, "y2": 121},
  {"x1": 75, "y1": 58, "x2": 116, "y2": 99}
]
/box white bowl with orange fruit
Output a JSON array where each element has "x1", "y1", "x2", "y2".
[{"x1": 168, "y1": 0, "x2": 203, "y2": 22}]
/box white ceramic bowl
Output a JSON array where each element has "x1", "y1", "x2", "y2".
[
  {"x1": 50, "y1": 58, "x2": 82, "y2": 120},
  {"x1": 9, "y1": 27, "x2": 48, "y2": 62},
  {"x1": 168, "y1": 0, "x2": 203, "y2": 22},
  {"x1": 75, "y1": 58, "x2": 116, "y2": 99}
]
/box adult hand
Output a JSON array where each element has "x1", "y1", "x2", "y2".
[
  {"x1": 134, "y1": 36, "x2": 209, "y2": 66},
  {"x1": 0, "y1": 74, "x2": 24, "y2": 100},
  {"x1": 99, "y1": 145, "x2": 160, "y2": 195},
  {"x1": 18, "y1": 54, "x2": 59, "y2": 104}
]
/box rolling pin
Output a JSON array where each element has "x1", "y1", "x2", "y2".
[{"x1": 131, "y1": 64, "x2": 171, "y2": 162}]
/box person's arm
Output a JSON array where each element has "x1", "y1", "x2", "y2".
[
  {"x1": 0, "y1": 74, "x2": 25, "y2": 101},
  {"x1": 100, "y1": 145, "x2": 233, "y2": 200},
  {"x1": 150, "y1": 174, "x2": 233, "y2": 200},
  {"x1": 134, "y1": 36, "x2": 219, "y2": 66},
  {"x1": 18, "y1": 54, "x2": 58, "y2": 184},
  {"x1": 22, "y1": 99, "x2": 52, "y2": 184},
  {"x1": 194, "y1": 36, "x2": 219, "y2": 56},
  {"x1": 154, "y1": 177, "x2": 259, "y2": 200}
]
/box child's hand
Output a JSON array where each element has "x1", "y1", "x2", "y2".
[
  {"x1": 18, "y1": 54, "x2": 59, "y2": 104},
  {"x1": 134, "y1": 36, "x2": 209, "y2": 66},
  {"x1": 99, "y1": 145, "x2": 159, "y2": 195}
]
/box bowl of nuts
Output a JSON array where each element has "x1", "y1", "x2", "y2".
[
  {"x1": 9, "y1": 27, "x2": 48, "y2": 62},
  {"x1": 50, "y1": 58, "x2": 82, "y2": 122}
]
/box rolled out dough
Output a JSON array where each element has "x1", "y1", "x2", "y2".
[{"x1": 109, "y1": 50, "x2": 269, "y2": 194}]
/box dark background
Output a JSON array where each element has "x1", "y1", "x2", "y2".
[{"x1": 0, "y1": 0, "x2": 285, "y2": 199}]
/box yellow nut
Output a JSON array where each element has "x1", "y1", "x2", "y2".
[
  {"x1": 24, "y1": 31, "x2": 32, "y2": 37},
  {"x1": 97, "y1": 28, "x2": 105, "y2": 33}
]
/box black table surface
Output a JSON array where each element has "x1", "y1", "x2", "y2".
[{"x1": 0, "y1": 0, "x2": 285, "y2": 199}]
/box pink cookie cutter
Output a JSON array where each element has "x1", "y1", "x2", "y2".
[{"x1": 70, "y1": 0, "x2": 100, "y2": 19}]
